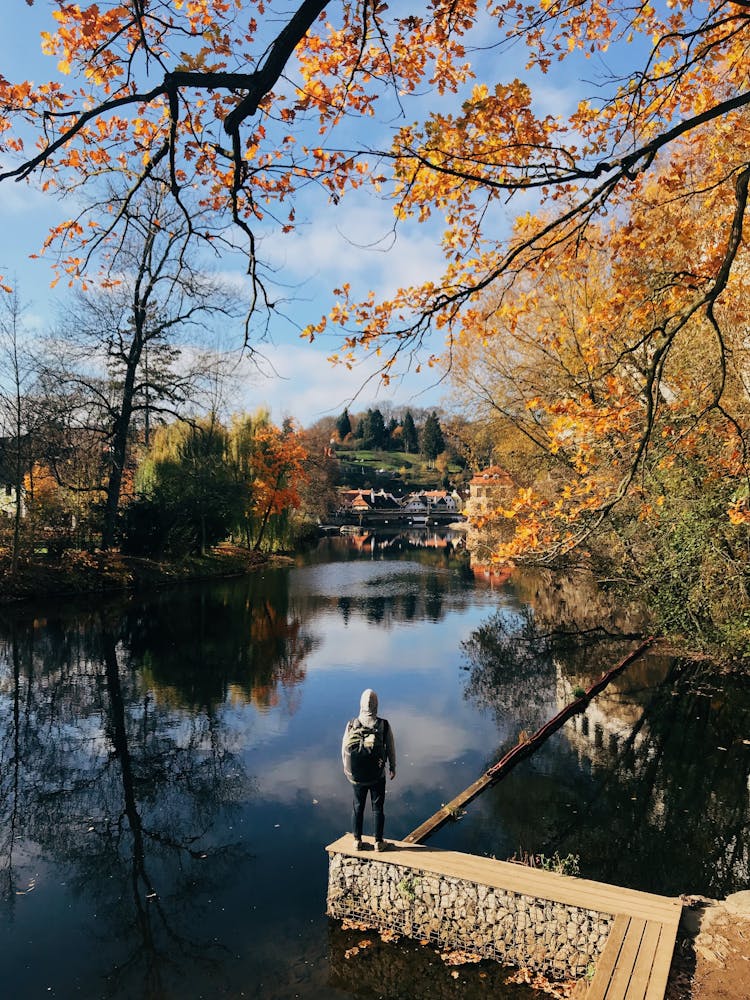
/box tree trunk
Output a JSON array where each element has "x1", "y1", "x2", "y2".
[
  {"x1": 253, "y1": 501, "x2": 274, "y2": 551},
  {"x1": 11, "y1": 431, "x2": 22, "y2": 576},
  {"x1": 101, "y1": 338, "x2": 141, "y2": 549},
  {"x1": 253, "y1": 471, "x2": 284, "y2": 551}
]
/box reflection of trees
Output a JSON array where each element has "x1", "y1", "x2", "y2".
[
  {"x1": 338, "y1": 596, "x2": 352, "y2": 624},
  {"x1": 365, "y1": 596, "x2": 386, "y2": 624},
  {"x1": 0, "y1": 622, "x2": 21, "y2": 903},
  {"x1": 313, "y1": 532, "x2": 470, "y2": 569},
  {"x1": 0, "y1": 611, "x2": 253, "y2": 996},
  {"x1": 329, "y1": 570, "x2": 457, "y2": 628},
  {"x1": 121, "y1": 570, "x2": 318, "y2": 712},
  {"x1": 462, "y1": 603, "x2": 637, "y2": 737},
  {"x1": 424, "y1": 573, "x2": 444, "y2": 621},
  {"x1": 461, "y1": 607, "x2": 750, "y2": 897},
  {"x1": 462, "y1": 608, "x2": 560, "y2": 737},
  {"x1": 552, "y1": 660, "x2": 750, "y2": 897},
  {"x1": 292, "y1": 533, "x2": 477, "y2": 628},
  {"x1": 508, "y1": 567, "x2": 648, "y2": 638}
]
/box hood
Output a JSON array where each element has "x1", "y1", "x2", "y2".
[{"x1": 358, "y1": 688, "x2": 378, "y2": 724}]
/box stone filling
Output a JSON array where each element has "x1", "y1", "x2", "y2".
[{"x1": 327, "y1": 853, "x2": 612, "y2": 979}]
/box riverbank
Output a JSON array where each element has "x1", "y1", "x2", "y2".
[
  {"x1": 0, "y1": 543, "x2": 277, "y2": 602},
  {"x1": 666, "y1": 894, "x2": 750, "y2": 1000}
]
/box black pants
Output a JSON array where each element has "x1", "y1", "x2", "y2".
[{"x1": 352, "y1": 776, "x2": 386, "y2": 841}]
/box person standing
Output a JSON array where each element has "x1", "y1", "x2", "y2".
[{"x1": 341, "y1": 689, "x2": 396, "y2": 851}]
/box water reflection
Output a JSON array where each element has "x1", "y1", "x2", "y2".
[
  {"x1": 0, "y1": 540, "x2": 747, "y2": 998},
  {"x1": 0, "y1": 538, "x2": 502, "y2": 999},
  {"x1": 327, "y1": 922, "x2": 540, "y2": 1000},
  {"x1": 457, "y1": 609, "x2": 750, "y2": 898},
  {"x1": 0, "y1": 611, "x2": 258, "y2": 994}
]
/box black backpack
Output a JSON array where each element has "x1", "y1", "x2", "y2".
[{"x1": 344, "y1": 717, "x2": 388, "y2": 784}]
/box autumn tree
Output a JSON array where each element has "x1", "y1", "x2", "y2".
[
  {"x1": 449, "y1": 156, "x2": 750, "y2": 648},
  {"x1": 441, "y1": 415, "x2": 494, "y2": 476},
  {"x1": 450, "y1": 121, "x2": 750, "y2": 558},
  {"x1": 2, "y1": 0, "x2": 750, "y2": 555},
  {"x1": 246, "y1": 422, "x2": 308, "y2": 552},
  {"x1": 298, "y1": 418, "x2": 340, "y2": 528},
  {"x1": 225, "y1": 412, "x2": 310, "y2": 551}
]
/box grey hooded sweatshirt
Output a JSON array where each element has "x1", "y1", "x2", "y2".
[{"x1": 341, "y1": 688, "x2": 397, "y2": 785}]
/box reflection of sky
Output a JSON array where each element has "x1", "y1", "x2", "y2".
[
  {"x1": 213, "y1": 553, "x2": 528, "y2": 855},
  {"x1": 7, "y1": 549, "x2": 747, "y2": 998}
]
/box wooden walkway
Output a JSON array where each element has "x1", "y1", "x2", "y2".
[
  {"x1": 586, "y1": 912, "x2": 681, "y2": 1000},
  {"x1": 327, "y1": 836, "x2": 682, "y2": 999}
]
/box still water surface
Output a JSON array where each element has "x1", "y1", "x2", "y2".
[{"x1": 1, "y1": 534, "x2": 748, "y2": 999}]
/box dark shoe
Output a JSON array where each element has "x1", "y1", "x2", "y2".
[
  {"x1": 374, "y1": 840, "x2": 389, "y2": 852},
  {"x1": 353, "y1": 836, "x2": 364, "y2": 851}
]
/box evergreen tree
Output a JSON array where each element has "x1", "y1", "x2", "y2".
[
  {"x1": 336, "y1": 408, "x2": 352, "y2": 440},
  {"x1": 358, "y1": 409, "x2": 373, "y2": 448},
  {"x1": 402, "y1": 410, "x2": 418, "y2": 454},
  {"x1": 369, "y1": 408, "x2": 387, "y2": 449},
  {"x1": 421, "y1": 412, "x2": 445, "y2": 464},
  {"x1": 360, "y1": 408, "x2": 386, "y2": 449},
  {"x1": 386, "y1": 416, "x2": 398, "y2": 450}
]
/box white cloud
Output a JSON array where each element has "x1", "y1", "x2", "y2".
[
  {"x1": 235, "y1": 339, "x2": 445, "y2": 426},
  {"x1": 261, "y1": 193, "x2": 446, "y2": 303}
]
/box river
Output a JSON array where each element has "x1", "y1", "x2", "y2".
[{"x1": 0, "y1": 532, "x2": 748, "y2": 999}]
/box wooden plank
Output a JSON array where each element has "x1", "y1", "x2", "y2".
[
  {"x1": 403, "y1": 773, "x2": 494, "y2": 844},
  {"x1": 607, "y1": 917, "x2": 646, "y2": 997},
  {"x1": 326, "y1": 836, "x2": 683, "y2": 924},
  {"x1": 643, "y1": 915, "x2": 680, "y2": 1000},
  {"x1": 625, "y1": 920, "x2": 662, "y2": 998},
  {"x1": 587, "y1": 914, "x2": 630, "y2": 1000}
]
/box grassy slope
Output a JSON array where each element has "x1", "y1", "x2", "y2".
[{"x1": 337, "y1": 448, "x2": 461, "y2": 491}]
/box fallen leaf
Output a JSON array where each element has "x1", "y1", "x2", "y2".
[{"x1": 341, "y1": 918, "x2": 374, "y2": 931}]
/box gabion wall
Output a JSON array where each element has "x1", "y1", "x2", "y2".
[{"x1": 327, "y1": 853, "x2": 613, "y2": 980}]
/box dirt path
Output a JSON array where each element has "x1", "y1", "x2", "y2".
[{"x1": 666, "y1": 893, "x2": 750, "y2": 999}]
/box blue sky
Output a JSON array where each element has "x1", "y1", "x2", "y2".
[{"x1": 0, "y1": 1, "x2": 598, "y2": 427}]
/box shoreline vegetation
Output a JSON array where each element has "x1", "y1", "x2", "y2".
[
  {"x1": 0, "y1": 543, "x2": 279, "y2": 604},
  {"x1": 2, "y1": 534, "x2": 745, "y2": 674}
]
